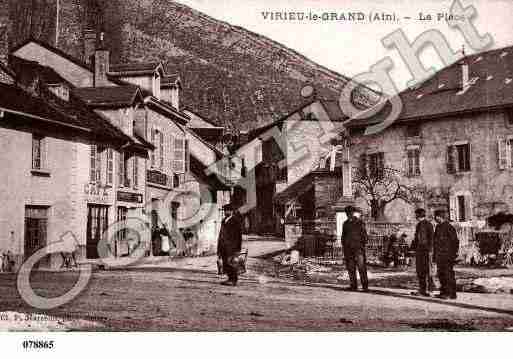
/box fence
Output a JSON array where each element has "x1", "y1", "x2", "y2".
[{"x1": 291, "y1": 220, "x2": 413, "y2": 264}]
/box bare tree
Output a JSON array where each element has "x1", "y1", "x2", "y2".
[{"x1": 352, "y1": 166, "x2": 416, "y2": 221}]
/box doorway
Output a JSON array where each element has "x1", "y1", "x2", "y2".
[
  {"x1": 86, "y1": 204, "x2": 109, "y2": 259},
  {"x1": 24, "y1": 206, "x2": 49, "y2": 267}
]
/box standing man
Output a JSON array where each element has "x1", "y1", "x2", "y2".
[
  {"x1": 411, "y1": 208, "x2": 434, "y2": 297},
  {"x1": 342, "y1": 206, "x2": 369, "y2": 292},
  {"x1": 217, "y1": 204, "x2": 243, "y2": 286},
  {"x1": 433, "y1": 209, "x2": 459, "y2": 299}
]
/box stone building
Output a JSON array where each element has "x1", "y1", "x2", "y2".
[
  {"x1": 245, "y1": 98, "x2": 353, "y2": 236},
  {"x1": 4, "y1": 36, "x2": 229, "y2": 265},
  {"x1": 346, "y1": 46, "x2": 513, "y2": 225},
  {"x1": 0, "y1": 76, "x2": 144, "y2": 268}
]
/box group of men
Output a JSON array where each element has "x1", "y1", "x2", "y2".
[
  {"x1": 341, "y1": 206, "x2": 460, "y2": 299},
  {"x1": 216, "y1": 203, "x2": 460, "y2": 299}
]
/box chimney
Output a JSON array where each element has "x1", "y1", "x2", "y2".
[
  {"x1": 83, "y1": 29, "x2": 96, "y2": 65},
  {"x1": 170, "y1": 83, "x2": 180, "y2": 110},
  {"x1": 93, "y1": 32, "x2": 110, "y2": 87},
  {"x1": 460, "y1": 45, "x2": 469, "y2": 91}
]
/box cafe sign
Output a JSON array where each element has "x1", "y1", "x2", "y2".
[{"x1": 84, "y1": 183, "x2": 110, "y2": 203}]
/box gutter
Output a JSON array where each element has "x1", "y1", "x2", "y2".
[{"x1": 0, "y1": 106, "x2": 92, "y2": 132}]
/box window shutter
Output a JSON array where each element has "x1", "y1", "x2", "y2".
[
  {"x1": 498, "y1": 138, "x2": 509, "y2": 170},
  {"x1": 119, "y1": 151, "x2": 125, "y2": 186},
  {"x1": 466, "y1": 143, "x2": 471, "y2": 171},
  {"x1": 185, "y1": 139, "x2": 189, "y2": 173},
  {"x1": 90, "y1": 145, "x2": 96, "y2": 182},
  {"x1": 159, "y1": 131, "x2": 164, "y2": 169},
  {"x1": 447, "y1": 145, "x2": 456, "y2": 173},
  {"x1": 173, "y1": 137, "x2": 185, "y2": 173},
  {"x1": 133, "y1": 156, "x2": 138, "y2": 189},
  {"x1": 106, "y1": 149, "x2": 114, "y2": 186},
  {"x1": 465, "y1": 194, "x2": 473, "y2": 222},
  {"x1": 449, "y1": 195, "x2": 457, "y2": 221},
  {"x1": 41, "y1": 137, "x2": 47, "y2": 169},
  {"x1": 96, "y1": 147, "x2": 102, "y2": 183}
]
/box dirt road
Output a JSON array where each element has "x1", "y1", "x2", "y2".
[{"x1": 1, "y1": 267, "x2": 512, "y2": 331}]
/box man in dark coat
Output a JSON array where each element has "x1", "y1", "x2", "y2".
[
  {"x1": 217, "y1": 204, "x2": 243, "y2": 286},
  {"x1": 411, "y1": 208, "x2": 435, "y2": 296},
  {"x1": 341, "y1": 206, "x2": 369, "y2": 291},
  {"x1": 433, "y1": 209, "x2": 459, "y2": 299}
]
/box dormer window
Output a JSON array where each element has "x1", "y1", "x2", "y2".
[
  {"x1": 153, "y1": 72, "x2": 161, "y2": 99},
  {"x1": 47, "y1": 84, "x2": 69, "y2": 101}
]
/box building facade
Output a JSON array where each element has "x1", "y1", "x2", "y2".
[{"x1": 346, "y1": 46, "x2": 513, "y2": 226}]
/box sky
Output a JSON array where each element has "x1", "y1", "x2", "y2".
[{"x1": 176, "y1": 0, "x2": 513, "y2": 91}]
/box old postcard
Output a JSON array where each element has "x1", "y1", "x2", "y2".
[{"x1": 0, "y1": 0, "x2": 512, "y2": 354}]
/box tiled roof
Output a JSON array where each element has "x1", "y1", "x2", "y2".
[
  {"x1": 0, "y1": 82, "x2": 129, "y2": 142},
  {"x1": 248, "y1": 98, "x2": 347, "y2": 139},
  {"x1": 109, "y1": 62, "x2": 163, "y2": 76},
  {"x1": 73, "y1": 85, "x2": 143, "y2": 107},
  {"x1": 346, "y1": 45, "x2": 513, "y2": 128},
  {"x1": 10, "y1": 55, "x2": 70, "y2": 86},
  {"x1": 11, "y1": 38, "x2": 92, "y2": 71}
]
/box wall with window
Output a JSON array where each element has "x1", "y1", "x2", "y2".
[
  {"x1": 0, "y1": 125, "x2": 93, "y2": 268},
  {"x1": 349, "y1": 109, "x2": 513, "y2": 222}
]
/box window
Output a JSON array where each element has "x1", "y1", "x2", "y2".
[
  {"x1": 106, "y1": 149, "x2": 114, "y2": 186},
  {"x1": 240, "y1": 156, "x2": 247, "y2": 178},
  {"x1": 32, "y1": 134, "x2": 45, "y2": 170},
  {"x1": 368, "y1": 152, "x2": 385, "y2": 179},
  {"x1": 506, "y1": 108, "x2": 513, "y2": 125},
  {"x1": 47, "y1": 84, "x2": 69, "y2": 101},
  {"x1": 498, "y1": 138, "x2": 513, "y2": 169},
  {"x1": 173, "y1": 173, "x2": 180, "y2": 188},
  {"x1": 90, "y1": 145, "x2": 102, "y2": 183},
  {"x1": 450, "y1": 193, "x2": 472, "y2": 222},
  {"x1": 133, "y1": 156, "x2": 138, "y2": 189},
  {"x1": 457, "y1": 196, "x2": 466, "y2": 222},
  {"x1": 173, "y1": 137, "x2": 186, "y2": 173},
  {"x1": 407, "y1": 148, "x2": 421, "y2": 177},
  {"x1": 447, "y1": 143, "x2": 471, "y2": 173},
  {"x1": 406, "y1": 124, "x2": 421, "y2": 138}
]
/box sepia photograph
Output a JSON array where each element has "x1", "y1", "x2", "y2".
[{"x1": 0, "y1": 0, "x2": 512, "y2": 354}]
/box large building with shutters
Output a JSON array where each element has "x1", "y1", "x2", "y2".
[
  {"x1": 1, "y1": 36, "x2": 230, "y2": 268},
  {"x1": 346, "y1": 45, "x2": 513, "y2": 225}
]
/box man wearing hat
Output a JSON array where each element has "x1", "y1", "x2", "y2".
[
  {"x1": 433, "y1": 209, "x2": 459, "y2": 299},
  {"x1": 217, "y1": 204, "x2": 243, "y2": 286},
  {"x1": 341, "y1": 206, "x2": 369, "y2": 291},
  {"x1": 411, "y1": 208, "x2": 435, "y2": 296}
]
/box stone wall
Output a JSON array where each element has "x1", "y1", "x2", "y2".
[{"x1": 349, "y1": 110, "x2": 513, "y2": 223}]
